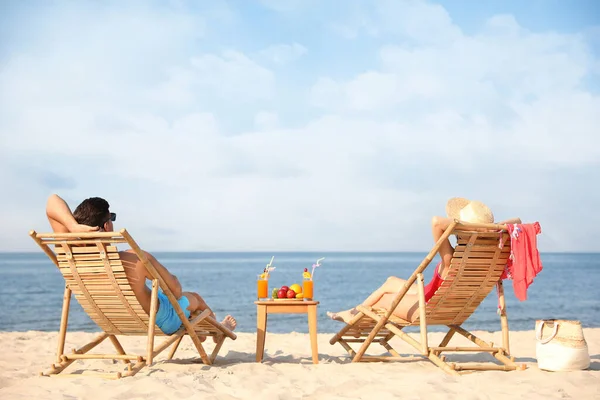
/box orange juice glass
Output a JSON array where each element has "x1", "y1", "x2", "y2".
[
  {"x1": 303, "y1": 278, "x2": 314, "y2": 300},
  {"x1": 257, "y1": 275, "x2": 269, "y2": 300}
]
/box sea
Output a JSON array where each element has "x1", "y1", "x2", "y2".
[{"x1": 0, "y1": 252, "x2": 598, "y2": 334}]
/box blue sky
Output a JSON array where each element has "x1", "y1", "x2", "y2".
[{"x1": 1, "y1": 0, "x2": 599, "y2": 252}]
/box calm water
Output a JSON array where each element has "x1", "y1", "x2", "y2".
[{"x1": 0, "y1": 252, "x2": 598, "y2": 334}]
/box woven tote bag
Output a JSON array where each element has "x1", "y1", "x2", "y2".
[{"x1": 535, "y1": 319, "x2": 590, "y2": 372}]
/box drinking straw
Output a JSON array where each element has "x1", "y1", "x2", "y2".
[
  {"x1": 310, "y1": 257, "x2": 325, "y2": 281},
  {"x1": 265, "y1": 256, "x2": 275, "y2": 279}
]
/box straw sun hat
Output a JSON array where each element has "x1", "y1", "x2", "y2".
[{"x1": 445, "y1": 197, "x2": 494, "y2": 224}]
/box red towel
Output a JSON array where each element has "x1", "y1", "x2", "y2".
[{"x1": 505, "y1": 222, "x2": 543, "y2": 301}]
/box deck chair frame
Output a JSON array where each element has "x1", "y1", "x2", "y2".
[
  {"x1": 30, "y1": 229, "x2": 236, "y2": 379},
  {"x1": 330, "y1": 220, "x2": 525, "y2": 375}
]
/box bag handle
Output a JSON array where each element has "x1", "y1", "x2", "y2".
[{"x1": 536, "y1": 320, "x2": 559, "y2": 344}]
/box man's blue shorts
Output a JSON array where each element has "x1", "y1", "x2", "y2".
[{"x1": 155, "y1": 290, "x2": 191, "y2": 335}]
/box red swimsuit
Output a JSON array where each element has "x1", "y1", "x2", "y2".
[{"x1": 423, "y1": 262, "x2": 444, "y2": 302}]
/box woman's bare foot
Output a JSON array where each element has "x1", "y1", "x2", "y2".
[{"x1": 327, "y1": 308, "x2": 359, "y2": 323}]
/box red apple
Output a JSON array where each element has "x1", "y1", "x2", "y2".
[
  {"x1": 287, "y1": 289, "x2": 296, "y2": 299},
  {"x1": 278, "y1": 289, "x2": 287, "y2": 299},
  {"x1": 281, "y1": 285, "x2": 290, "y2": 292}
]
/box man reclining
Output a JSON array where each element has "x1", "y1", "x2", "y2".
[{"x1": 46, "y1": 194, "x2": 237, "y2": 337}]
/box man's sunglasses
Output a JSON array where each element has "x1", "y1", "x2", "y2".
[{"x1": 107, "y1": 212, "x2": 117, "y2": 222}]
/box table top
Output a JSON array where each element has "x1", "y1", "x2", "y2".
[{"x1": 255, "y1": 300, "x2": 319, "y2": 306}]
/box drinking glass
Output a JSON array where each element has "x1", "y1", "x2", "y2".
[
  {"x1": 303, "y1": 277, "x2": 314, "y2": 300},
  {"x1": 257, "y1": 275, "x2": 269, "y2": 300}
]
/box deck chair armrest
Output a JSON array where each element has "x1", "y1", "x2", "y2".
[{"x1": 205, "y1": 316, "x2": 237, "y2": 339}]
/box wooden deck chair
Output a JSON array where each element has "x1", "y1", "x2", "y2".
[
  {"x1": 330, "y1": 220, "x2": 526, "y2": 375},
  {"x1": 30, "y1": 229, "x2": 237, "y2": 379}
]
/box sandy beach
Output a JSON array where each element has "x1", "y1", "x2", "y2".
[{"x1": 0, "y1": 328, "x2": 598, "y2": 399}]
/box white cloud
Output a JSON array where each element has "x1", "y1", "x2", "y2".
[
  {"x1": 190, "y1": 51, "x2": 275, "y2": 99},
  {"x1": 258, "y1": 43, "x2": 307, "y2": 65},
  {"x1": 310, "y1": 11, "x2": 599, "y2": 166},
  {"x1": 254, "y1": 111, "x2": 279, "y2": 130},
  {"x1": 149, "y1": 51, "x2": 275, "y2": 108},
  {"x1": 1, "y1": 0, "x2": 599, "y2": 252},
  {"x1": 329, "y1": 0, "x2": 462, "y2": 43},
  {"x1": 258, "y1": 0, "x2": 317, "y2": 14},
  {"x1": 375, "y1": 0, "x2": 462, "y2": 44}
]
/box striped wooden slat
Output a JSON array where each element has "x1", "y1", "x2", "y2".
[
  {"x1": 55, "y1": 245, "x2": 119, "y2": 254},
  {"x1": 415, "y1": 231, "x2": 509, "y2": 326},
  {"x1": 52, "y1": 240, "x2": 149, "y2": 335},
  {"x1": 32, "y1": 230, "x2": 235, "y2": 341},
  {"x1": 97, "y1": 241, "x2": 148, "y2": 330},
  {"x1": 47, "y1": 239, "x2": 128, "y2": 246},
  {"x1": 59, "y1": 242, "x2": 121, "y2": 334},
  {"x1": 336, "y1": 228, "x2": 511, "y2": 341}
]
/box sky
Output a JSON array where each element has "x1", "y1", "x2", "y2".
[{"x1": 1, "y1": 0, "x2": 599, "y2": 252}]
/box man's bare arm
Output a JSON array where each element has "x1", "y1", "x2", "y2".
[
  {"x1": 46, "y1": 194, "x2": 99, "y2": 233},
  {"x1": 144, "y1": 252, "x2": 183, "y2": 299}
]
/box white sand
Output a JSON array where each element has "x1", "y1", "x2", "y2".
[{"x1": 0, "y1": 329, "x2": 598, "y2": 399}]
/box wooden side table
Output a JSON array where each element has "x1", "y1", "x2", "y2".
[{"x1": 255, "y1": 300, "x2": 320, "y2": 364}]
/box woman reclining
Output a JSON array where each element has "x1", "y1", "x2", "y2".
[{"x1": 327, "y1": 197, "x2": 521, "y2": 323}]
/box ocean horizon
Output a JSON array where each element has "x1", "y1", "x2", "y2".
[{"x1": 1, "y1": 251, "x2": 598, "y2": 334}]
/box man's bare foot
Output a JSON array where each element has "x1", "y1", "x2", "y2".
[
  {"x1": 327, "y1": 308, "x2": 359, "y2": 323},
  {"x1": 221, "y1": 315, "x2": 237, "y2": 331},
  {"x1": 213, "y1": 315, "x2": 237, "y2": 342}
]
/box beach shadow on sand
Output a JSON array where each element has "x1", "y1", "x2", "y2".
[
  {"x1": 155, "y1": 350, "x2": 426, "y2": 367},
  {"x1": 167, "y1": 350, "x2": 541, "y2": 365},
  {"x1": 220, "y1": 350, "x2": 354, "y2": 365},
  {"x1": 587, "y1": 354, "x2": 600, "y2": 371},
  {"x1": 144, "y1": 352, "x2": 600, "y2": 373},
  {"x1": 513, "y1": 357, "x2": 537, "y2": 363},
  {"x1": 588, "y1": 362, "x2": 600, "y2": 371}
]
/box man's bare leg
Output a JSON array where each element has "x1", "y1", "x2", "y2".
[
  {"x1": 183, "y1": 292, "x2": 208, "y2": 342},
  {"x1": 183, "y1": 292, "x2": 237, "y2": 342}
]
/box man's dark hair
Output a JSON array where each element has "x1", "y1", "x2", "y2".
[{"x1": 73, "y1": 197, "x2": 110, "y2": 227}]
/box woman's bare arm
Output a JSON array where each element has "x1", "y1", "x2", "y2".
[{"x1": 498, "y1": 217, "x2": 522, "y2": 224}]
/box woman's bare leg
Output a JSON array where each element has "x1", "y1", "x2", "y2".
[
  {"x1": 361, "y1": 276, "x2": 415, "y2": 305},
  {"x1": 374, "y1": 293, "x2": 420, "y2": 321},
  {"x1": 327, "y1": 276, "x2": 416, "y2": 322},
  {"x1": 369, "y1": 215, "x2": 456, "y2": 320},
  {"x1": 328, "y1": 216, "x2": 455, "y2": 324}
]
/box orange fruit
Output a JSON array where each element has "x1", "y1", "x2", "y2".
[{"x1": 289, "y1": 283, "x2": 302, "y2": 294}]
